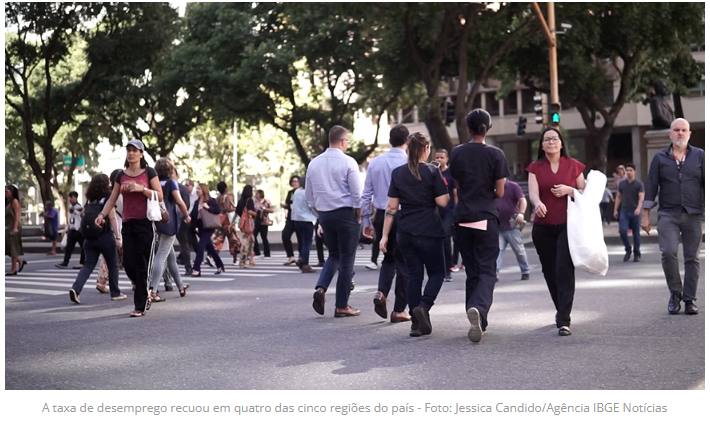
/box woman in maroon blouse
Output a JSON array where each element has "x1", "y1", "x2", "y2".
[
  {"x1": 96, "y1": 140, "x2": 163, "y2": 317},
  {"x1": 526, "y1": 128, "x2": 586, "y2": 336}
]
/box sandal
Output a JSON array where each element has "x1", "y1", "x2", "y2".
[
  {"x1": 179, "y1": 285, "x2": 189, "y2": 298},
  {"x1": 96, "y1": 283, "x2": 109, "y2": 294},
  {"x1": 151, "y1": 292, "x2": 166, "y2": 303},
  {"x1": 130, "y1": 310, "x2": 145, "y2": 318},
  {"x1": 146, "y1": 294, "x2": 152, "y2": 311}
]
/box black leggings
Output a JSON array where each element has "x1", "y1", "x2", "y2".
[
  {"x1": 532, "y1": 223, "x2": 576, "y2": 328},
  {"x1": 122, "y1": 219, "x2": 154, "y2": 312}
]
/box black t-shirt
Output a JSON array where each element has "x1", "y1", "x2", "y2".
[
  {"x1": 450, "y1": 142, "x2": 509, "y2": 223},
  {"x1": 388, "y1": 163, "x2": 449, "y2": 237}
]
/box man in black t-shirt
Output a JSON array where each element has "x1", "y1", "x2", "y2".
[{"x1": 614, "y1": 163, "x2": 644, "y2": 262}]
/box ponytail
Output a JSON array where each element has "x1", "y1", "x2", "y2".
[{"x1": 406, "y1": 132, "x2": 431, "y2": 181}]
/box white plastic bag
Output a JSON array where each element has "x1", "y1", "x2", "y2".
[
  {"x1": 567, "y1": 169, "x2": 609, "y2": 276},
  {"x1": 147, "y1": 190, "x2": 162, "y2": 222},
  {"x1": 60, "y1": 232, "x2": 68, "y2": 249}
]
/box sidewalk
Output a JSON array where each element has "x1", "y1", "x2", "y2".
[{"x1": 17, "y1": 222, "x2": 670, "y2": 254}]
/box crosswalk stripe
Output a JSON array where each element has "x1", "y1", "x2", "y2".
[{"x1": 5, "y1": 288, "x2": 66, "y2": 296}]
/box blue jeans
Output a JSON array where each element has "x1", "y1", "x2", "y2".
[
  {"x1": 618, "y1": 210, "x2": 641, "y2": 256},
  {"x1": 397, "y1": 231, "x2": 445, "y2": 322},
  {"x1": 497, "y1": 229, "x2": 531, "y2": 277},
  {"x1": 315, "y1": 208, "x2": 360, "y2": 309},
  {"x1": 150, "y1": 234, "x2": 184, "y2": 291},
  {"x1": 294, "y1": 221, "x2": 314, "y2": 265},
  {"x1": 72, "y1": 231, "x2": 121, "y2": 297}
]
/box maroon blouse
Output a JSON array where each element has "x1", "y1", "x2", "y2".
[{"x1": 526, "y1": 157, "x2": 585, "y2": 225}]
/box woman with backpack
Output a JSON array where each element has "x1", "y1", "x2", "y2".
[
  {"x1": 94, "y1": 140, "x2": 163, "y2": 317},
  {"x1": 69, "y1": 174, "x2": 127, "y2": 304},
  {"x1": 147, "y1": 158, "x2": 191, "y2": 301},
  {"x1": 236, "y1": 185, "x2": 257, "y2": 268},
  {"x1": 190, "y1": 183, "x2": 225, "y2": 276}
]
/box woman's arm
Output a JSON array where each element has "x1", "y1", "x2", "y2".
[
  {"x1": 96, "y1": 183, "x2": 121, "y2": 226},
  {"x1": 379, "y1": 197, "x2": 400, "y2": 253},
  {"x1": 551, "y1": 173, "x2": 586, "y2": 198},
  {"x1": 108, "y1": 207, "x2": 121, "y2": 248},
  {"x1": 12, "y1": 199, "x2": 20, "y2": 232},
  {"x1": 528, "y1": 173, "x2": 547, "y2": 218}
]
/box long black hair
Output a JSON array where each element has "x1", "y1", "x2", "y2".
[
  {"x1": 6, "y1": 185, "x2": 20, "y2": 204},
  {"x1": 241, "y1": 185, "x2": 253, "y2": 200},
  {"x1": 537, "y1": 128, "x2": 570, "y2": 160}
]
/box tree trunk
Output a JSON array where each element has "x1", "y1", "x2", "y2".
[
  {"x1": 586, "y1": 125, "x2": 614, "y2": 174},
  {"x1": 423, "y1": 107, "x2": 453, "y2": 152}
]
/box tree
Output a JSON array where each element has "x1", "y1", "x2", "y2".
[
  {"x1": 178, "y1": 2, "x2": 383, "y2": 166},
  {"x1": 503, "y1": 2, "x2": 704, "y2": 172},
  {"x1": 5, "y1": 2, "x2": 179, "y2": 204}
]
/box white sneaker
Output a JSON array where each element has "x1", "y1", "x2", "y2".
[
  {"x1": 467, "y1": 307, "x2": 483, "y2": 343},
  {"x1": 365, "y1": 262, "x2": 379, "y2": 270}
]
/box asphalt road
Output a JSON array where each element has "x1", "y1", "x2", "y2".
[{"x1": 5, "y1": 243, "x2": 705, "y2": 390}]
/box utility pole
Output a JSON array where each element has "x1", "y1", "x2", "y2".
[{"x1": 532, "y1": 2, "x2": 560, "y2": 128}]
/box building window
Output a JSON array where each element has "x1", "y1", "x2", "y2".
[
  {"x1": 503, "y1": 91, "x2": 517, "y2": 115},
  {"x1": 521, "y1": 89, "x2": 536, "y2": 114},
  {"x1": 485, "y1": 92, "x2": 499, "y2": 116},
  {"x1": 686, "y1": 80, "x2": 705, "y2": 98},
  {"x1": 472, "y1": 93, "x2": 481, "y2": 110}
]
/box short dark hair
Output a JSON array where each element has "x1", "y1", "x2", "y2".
[
  {"x1": 625, "y1": 163, "x2": 636, "y2": 170},
  {"x1": 86, "y1": 174, "x2": 111, "y2": 201},
  {"x1": 435, "y1": 149, "x2": 448, "y2": 157},
  {"x1": 155, "y1": 157, "x2": 175, "y2": 180},
  {"x1": 389, "y1": 125, "x2": 410, "y2": 147},
  {"x1": 537, "y1": 128, "x2": 570, "y2": 160},
  {"x1": 289, "y1": 175, "x2": 300, "y2": 184},
  {"x1": 328, "y1": 125, "x2": 348, "y2": 145},
  {"x1": 217, "y1": 181, "x2": 228, "y2": 194},
  {"x1": 68, "y1": 191, "x2": 78, "y2": 198}
]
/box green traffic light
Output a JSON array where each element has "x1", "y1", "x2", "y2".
[{"x1": 551, "y1": 112, "x2": 560, "y2": 124}]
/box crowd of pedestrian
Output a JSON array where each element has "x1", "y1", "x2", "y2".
[{"x1": 5, "y1": 116, "x2": 702, "y2": 337}]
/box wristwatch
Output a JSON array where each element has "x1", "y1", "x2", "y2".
[{"x1": 143, "y1": 185, "x2": 147, "y2": 192}]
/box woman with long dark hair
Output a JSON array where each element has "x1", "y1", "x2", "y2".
[
  {"x1": 253, "y1": 189, "x2": 274, "y2": 258},
  {"x1": 527, "y1": 127, "x2": 586, "y2": 336},
  {"x1": 69, "y1": 174, "x2": 126, "y2": 304},
  {"x1": 380, "y1": 132, "x2": 450, "y2": 337},
  {"x1": 95, "y1": 140, "x2": 162, "y2": 317},
  {"x1": 236, "y1": 185, "x2": 257, "y2": 268},
  {"x1": 5, "y1": 185, "x2": 27, "y2": 275},
  {"x1": 449, "y1": 109, "x2": 509, "y2": 343},
  {"x1": 148, "y1": 158, "x2": 191, "y2": 301},
  {"x1": 191, "y1": 183, "x2": 224, "y2": 276}
]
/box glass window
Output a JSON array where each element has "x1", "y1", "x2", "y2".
[
  {"x1": 503, "y1": 91, "x2": 518, "y2": 115},
  {"x1": 521, "y1": 89, "x2": 536, "y2": 114},
  {"x1": 686, "y1": 80, "x2": 705, "y2": 98},
  {"x1": 485, "y1": 92, "x2": 499, "y2": 116}
]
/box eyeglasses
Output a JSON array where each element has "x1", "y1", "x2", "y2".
[{"x1": 543, "y1": 136, "x2": 560, "y2": 144}]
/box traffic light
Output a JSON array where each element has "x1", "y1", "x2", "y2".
[
  {"x1": 534, "y1": 94, "x2": 544, "y2": 125},
  {"x1": 516, "y1": 115, "x2": 527, "y2": 136},
  {"x1": 550, "y1": 102, "x2": 561, "y2": 125},
  {"x1": 444, "y1": 102, "x2": 455, "y2": 126}
]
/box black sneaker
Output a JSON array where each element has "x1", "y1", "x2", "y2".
[
  {"x1": 69, "y1": 289, "x2": 80, "y2": 304},
  {"x1": 55, "y1": 263, "x2": 69, "y2": 269},
  {"x1": 412, "y1": 306, "x2": 432, "y2": 335},
  {"x1": 164, "y1": 284, "x2": 174, "y2": 292},
  {"x1": 623, "y1": 251, "x2": 631, "y2": 262},
  {"x1": 633, "y1": 254, "x2": 641, "y2": 262},
  {"x1": 521, "y1": 273, "x2": 530, "y2": 280}
]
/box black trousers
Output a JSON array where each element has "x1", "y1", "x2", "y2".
[
  {"x1": 61, "y1": 229, "x2": 85, "y2": 266},
  {"x1": 281, "y1": 219, "x2": 302, "y2": 258},
  {"x1": 455, "y1": 220, "x2": 499, "y2": 331},
  {"x1": 175, "y1": 222, "x2": 193, "y2": 270},
  {"x1": 373, "y1": 209, "x2": 408, "y2": 313},
  {"x1": 253, "y1": 221, "x2": 270, "y2": 257},
  {"x1": 122, "y1": 219, "x2": 154, "y2": 312},
  {"x1": 531, "y1": 223, "x2": 575, "y2": 328}
]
